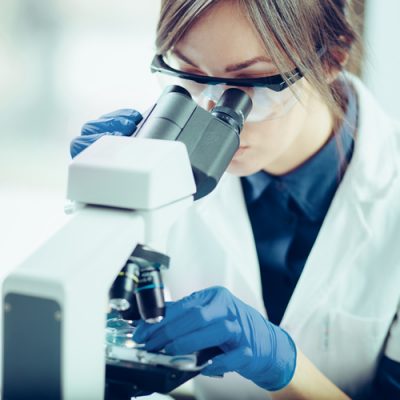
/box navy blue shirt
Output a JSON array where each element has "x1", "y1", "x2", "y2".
[
  {"x1": 241, "y1": 88, "x2": 356, "y2": 325},
  {"x1": 241, "y1": 81, "x2": 399, "y2": 398}
]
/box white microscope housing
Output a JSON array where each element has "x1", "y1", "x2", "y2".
[{"x1": 1, "y1": 135, "x2": 196, "y2": 400}]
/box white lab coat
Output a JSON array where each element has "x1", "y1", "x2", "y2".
[{"x1": 163, "y1": 75, "x2": 400, "y2": 399}]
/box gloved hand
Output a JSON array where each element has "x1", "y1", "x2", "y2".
[
  {"x1": 133, "y1": 286, "x2": 297, "y2": 391},
  {"x1": 70, "y1": 109, "x2": 143, "y2": 158}
]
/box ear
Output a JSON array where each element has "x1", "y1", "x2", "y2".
[{"x1": 325, "y1": 37, "x2": 351, "y2": 83}]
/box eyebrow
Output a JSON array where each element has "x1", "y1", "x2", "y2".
[{"x1": 172, "y1": 49, "x2": 273, "y2": 73}]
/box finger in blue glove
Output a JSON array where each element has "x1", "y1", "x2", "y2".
[
  {"x1": 133, "y1": 286, "x2": 297, "y2": 391},
  {"x1": 70, "y1": 108, "x2": 143, "y2": 158}
]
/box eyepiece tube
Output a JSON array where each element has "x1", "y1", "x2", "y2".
[
  {"x1": 161, "y1": 85, "x2": 192, "y2": 98},
  {"x1": 211, "y1": 88, "x2": 252, "y2": 133}
]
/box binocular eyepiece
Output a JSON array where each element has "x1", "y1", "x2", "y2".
[
  {"x1": 164, "y1": 85, "x2": 252, "y2": 135},
  {"x1": 136, "y1": 84, "x2": 252, "y2": 200}
]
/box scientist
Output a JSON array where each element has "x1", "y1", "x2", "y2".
[{"x1": 70, "y1": 0, "x2": 400, "y2": 398}]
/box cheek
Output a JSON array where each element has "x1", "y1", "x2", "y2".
[
  {"x1": 240, "y1": 120, "x2": 289, "y2": 152},
  {"x1": 241, "y1": 98, "x2": 308, "y2": 151},
  {"x1": 240, "y1": 81, "x2": 310, "y2": 148},
  {"x1": 227, "y1": 102, "x2": 308, "y2": 175}
]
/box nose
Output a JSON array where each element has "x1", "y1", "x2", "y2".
[{"x1": 206, "y1": 99, "x2": 216, "y2": 111}]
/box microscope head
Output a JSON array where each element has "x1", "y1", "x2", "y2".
[{"x1": 136, "y1": 85, "x2": 252, "y2": 199}]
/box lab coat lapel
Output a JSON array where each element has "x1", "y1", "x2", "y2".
[
  {"x1": 196, "y1": 174, "x2": 264, "y2": 310},
  {"x1": 280, "y1": 181, "x2": 371, "y2": 331},
  {"x1": 281, "y1": 74, "x2": 398, "y2": 332}
]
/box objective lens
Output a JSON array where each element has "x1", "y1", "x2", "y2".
[
  {"x1": 135, "y1": 266, "x2": 165, "y2": 324},
  {"x1": 109, "y1": 262, "x2": 141, "y2": 320},
  {"x1": 109, "y1": 298, "x2": 130, "y2": 312}
]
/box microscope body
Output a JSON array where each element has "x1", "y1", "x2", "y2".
[
  {"x1": 2, "y1": 137, "x2": 195, "y2": 400},
  {"x1": 2, "y1": 86, "x2": 251, "y2": 399}
]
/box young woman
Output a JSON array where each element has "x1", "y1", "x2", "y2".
[{"x1": 71, "y1": 1, "x2": 400, "y2": 398}]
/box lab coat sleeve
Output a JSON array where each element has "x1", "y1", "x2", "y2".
[{"x1": 384, "y1": 309, "x2": 400, "y2": 362}]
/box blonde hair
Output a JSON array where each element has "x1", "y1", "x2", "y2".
[{"x1": 155, "y1": 0, "x2": 361, "y2": 124}]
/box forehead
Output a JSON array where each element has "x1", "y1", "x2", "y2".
[{"x1": 174, "y1": 1, "x2": 272, "y2": 69}]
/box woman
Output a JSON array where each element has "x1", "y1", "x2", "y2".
[{"x1": 71, "y1": 1, "x2": 400, "y2": 398}]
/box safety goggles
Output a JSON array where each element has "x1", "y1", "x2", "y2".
[{"x1": 150, "y1": 54, "x2": 304, "y2": 122}]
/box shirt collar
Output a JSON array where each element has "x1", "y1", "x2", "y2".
[
  {"x1": 243, "y1": 77, "x2": 357, "y2": 221},
  {"x1": 242, "y1": 169, "x2": 274, "y2": 203}
]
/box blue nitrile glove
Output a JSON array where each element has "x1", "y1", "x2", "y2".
[
  {"x1": 133, "y1": 286, "x2": 297, "y2": 391},
  {"x1": 70, "y1": 109, "x2": 143, "y2": 158}
]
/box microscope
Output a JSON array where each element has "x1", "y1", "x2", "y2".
[{"x1": 2, "y1": 85, "x2": 252, "y2": 399}]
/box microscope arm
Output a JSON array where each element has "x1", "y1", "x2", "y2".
[
  {"x1": 2, "y1": 136, "x2": 196, "y2": 400},
  {"x1": 3, "y1": 205, "x2": 145, "y2": 400}
]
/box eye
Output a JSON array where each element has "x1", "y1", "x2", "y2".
[
  {"x1": 164, "y1": 55, "x2": 203, "y2": 75},
  {"x1": 234, "y1": 71, "x2": 279, "y2": 79},
  {"x1": 175, "y1": 63, "x2": 206, "y2": 76},
  {"x1": 181, "y1": 68, "x2": 206, "y2": 76}
]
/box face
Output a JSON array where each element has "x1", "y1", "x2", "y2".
[{"x1": 168, "y1": 1, "x2": 333, "y2": 176}]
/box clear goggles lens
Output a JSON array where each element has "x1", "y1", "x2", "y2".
[{"x1": 153, "y1": 72, "x2": 302, "y2": 123}]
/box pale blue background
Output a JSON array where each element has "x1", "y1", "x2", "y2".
[{"x1": 0, "y1": 0, "x2": 398, "y2": 274}]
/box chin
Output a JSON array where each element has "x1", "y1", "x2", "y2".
[{"x1": 226, "y1": 159, "x2": 259, "y2": 177}]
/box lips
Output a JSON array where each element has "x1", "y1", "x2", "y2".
[{"x1": 234, "y1": 146, "x2": 249, "y2": 157}]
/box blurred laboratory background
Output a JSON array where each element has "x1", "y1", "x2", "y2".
[
  {"x1": 0, "y1": 0, "x2": 399, "y2": 273},
  {"x1": 0, "y1": 1, "x2": 161, "y2": 272}
]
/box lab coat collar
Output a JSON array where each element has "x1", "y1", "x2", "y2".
[
  {"x1": 344, "y1": 74, "x2": 399, "y2": 203},
  {"x1": 280, "y1": 75, "x2": 399, "y2": 330}
]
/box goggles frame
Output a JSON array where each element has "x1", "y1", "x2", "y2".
[{"x1": 150, "y1": 54, "x2": 303, "y2": 92}]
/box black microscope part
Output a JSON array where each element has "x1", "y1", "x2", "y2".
[
  {"x1": 109, "y1": 244, "x2": 170, "y2": 322},
  {"x1": 162, "y1": 84, "x2": 192, "y2": 98},
  {"x1": 135, "y1": 266, "x2": 165, "y2": 322},
  {"x1": 135, "y1": 84, "x2": 252, "y2": 200},
  {"x1": 212, "y1": 87, "x2": 253, "y2": 133},
  {"x1": 105, "y1": 346, "x2": 223, "y2": 399}
]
